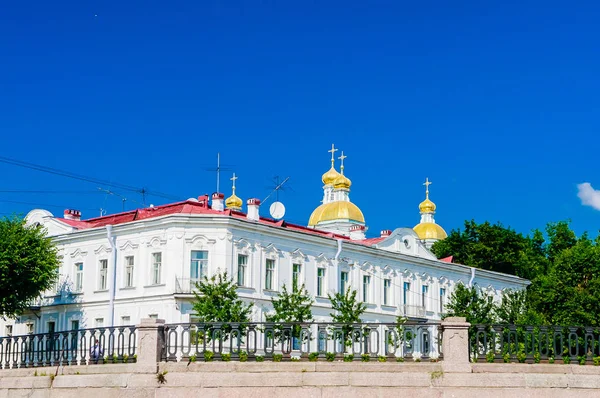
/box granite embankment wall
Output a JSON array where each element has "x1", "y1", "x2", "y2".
[{"x1": 2, "y1": 362, "x2": 600, "y2": 398}]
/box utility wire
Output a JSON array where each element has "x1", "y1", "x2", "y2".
[
  {"x1": 0, "y1": 156, "x2": 181, "y2": 201},
  {"x1": 0, "y1": 199, "x2": 98, "y2": 211}
]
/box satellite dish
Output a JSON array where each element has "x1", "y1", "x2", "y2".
[{"x1": 269, "y1": 201, "x2": 286, "y2": 219}]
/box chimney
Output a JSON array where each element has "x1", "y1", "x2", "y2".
[
  {"x1": 212, "y1": 193, "x2": 225, "y2": 211},
  {"x1": 349, "y1": 225, "x2": 366, "y2": 240},
  {"x1": 247, "y1": 198, "x2": 261, "y2": 221},
  {"x1": 380, "y1": 229, "x2": 392, "y2": 237},
  {"x1": 197, "y1": 194, "x2": 209, "y2": 208},
  {"x1": 64, "y1": 209, "x2": 81, "y2": 221}
]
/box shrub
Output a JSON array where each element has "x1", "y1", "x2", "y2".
[
  {"x1": 563, "y1": 356, "x2": 571, "y2": 365},
  {"x1": 256, "y1": 355, "x2": 264, "y2": 362},
  {"x1": 533, "y1": 352, "x2": 541, "y2": 364},
  {"x1": 486, "y1": 351, "x2": 495, "y2": 363},
  {"x1": 325, "y1": 352, "x2": 335, "y2": 362},
  {"x1": 123, "y1": 354, "x2": 129, "y2": 363},
  {"x1": 112, "y1": 354, "x2": 118, "y2": 364},
  {"x1": 308, "y1": 352, "x2": 319, "y2": 362},
  {"x1": 239, "y1": 351, "x2": 248, "y2": 362},
  {"x1": 343, "y1": 354, "x2": 354, "y2": 362},
  {"x1": 190, "y1": 354, "x2": 197, "y2": 362},
  {"x1": 516, "y1": 351, "x2": 526, "y2": 363},
  {"x1": 273, "y1": 354, "x2": 283, "y2": 362},
  {"x1": 502, "y1": 353, "x2": 510, "y2": 363},
  {"x1": 291, "y1": 355, "x2": 301, "y2": 362},
  {"x1": 549, "y1": 357, "x2": 555, "y2": 364},
  {"x1": 204, "y1": 351, "x2": 214, "y2": 362},
  {"x1": 221, "y1": 353, "x2": 231, "y2": 362},
  {"x1": 361, "y1": 354, "x2": 370, "y2": 362},
  {"x1": 377, "y1": 356, "x2": 386, "y2": 363},
  {"x1": 578, "y1": 355, "x2": 586, "y2": 366},
  {"x1": 396, "y1": 356, "x2": 405, "y2": 362},
  {"x1": 593, "y1": 356, "x2": 600, "y2": 366}
]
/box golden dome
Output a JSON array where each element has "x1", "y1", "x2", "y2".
[
  {"x1": 322, "y1": 166, "x2": 341, "y2": 186},
  {"x1": 333, "y1": 173, "x2": 351, "y2": 189},
  {"x1": 419, "y1": 198, "x2": 436, "y2": 213},
  {"x1": 308, "y1": 201, "x2": 365, "y2": 226},
  {"x1": 225, "y1": 193, "x2": 242, "y2": 210},
  {"x1": 413, "y1": 222, "x2": 447, "y2": 240}
]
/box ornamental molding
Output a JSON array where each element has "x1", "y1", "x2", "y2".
[
  {"x1": 382, "y1": 265, "x2": 395, "y2": 276},
  {"x1": 185, "y1": 234, "x2": 216, "y2": 246},
  {"x1": 146, "y1": 236, "x2": 167, "y2": 248},
  {"x1": 438, "y1": 276, "x2": 450, "y2": 287},
  {"x1": 94, "y1": 245, "x2": 112, "y2": 255},
  {"x1": 419, "y1": 272, "x2": 433, "y2": 283},
  {"x1": 315, "y1": 253, "x2": 332, "y2": 267},
  {"x1": 262, "y1": 243, "x2": 282, "y2": 259},
  {"x1": 401, "y1": 268, "x2": 415, "y2": 279},
  {"x1": 119, "y1": 240, "x2": 139, "y2": 251},
  {"x1": 234, "y1": 238, "x2": 254, "y2": 255},
  {"x1": 290, "y1": 248, "x2": 308, "y2": 262},
  {"x1": 69, "y1": 248, "x2": 88, "y2": 259},
  {"x1": 360, "y1": 261, "x2": 375, "y2": 273}
]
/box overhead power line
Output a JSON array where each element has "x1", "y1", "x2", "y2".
[{"x1": 0, "y1": 156, "x2": 181, "y2": 202}]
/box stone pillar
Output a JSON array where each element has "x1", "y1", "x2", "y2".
[
  {"x1": 441, "y1": 316, "x2": 471, "y2": 373},
  {"x1": 137, "y1": 318, "x2": 165, "y2": 367}
]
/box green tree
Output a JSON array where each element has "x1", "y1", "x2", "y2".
[
  {"x1": 191, "y1": 272, "x2": 253, "y2": 340},
  {"x1": 265, "y1": 283, "x2": 314, "y2": 344},
  {"x1": 0, "y1": 216, "x2": 60, "y2": 317},
  {"x1": 495, "y1": 289, "x2": 542, "y2": 325},
  {"x1": 443, "y1": 283, "x2": 496, "y2": 325},
  {"x1": 328, "y1": 289, "x2": 367, "y2": 346}
]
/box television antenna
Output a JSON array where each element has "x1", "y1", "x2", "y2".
[{"x1": 205, "y1": 153, "x2": 233, "y2": 194}]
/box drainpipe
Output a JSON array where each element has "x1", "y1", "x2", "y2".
[
  {"x1": 334, "y1": 239, "x2": 343, "y2": 264},
  {"x1": 106, "y1": 225, "x2": 117, "y2": 327},
  {"x1": 468, "y1": 267, "x2": 476, "y2": 287}
]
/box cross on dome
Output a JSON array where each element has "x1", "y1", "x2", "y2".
[
  {"x1": 423, "y1": 177, "x2": 432, "y2": 198},
  {"x1": 230, "y1": 173, "x2": 238, "y2": 190},
  {"x1": 225, "y1": 173, "x2": 242, "y2": 210},
  {"x1": 338, "y1": 151, "x2": 347, "y2": 174},
  {"x1": 328, "y1": 144, "x2": 338, "y2": 166}
]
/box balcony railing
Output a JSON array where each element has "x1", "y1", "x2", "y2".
[
  {"x1": 0, "y1": 326, "x2": 137, "y2": 369},
  {"x1": 162, "y1": 321, "x2": 442, "y2": 362},
  {"x1": 175, "y1": 278, "x2": 200, "y2": 294}
]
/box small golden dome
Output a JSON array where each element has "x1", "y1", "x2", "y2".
[
  {"x1": 308, "y1": 201, "x2": 365, "y2": 226},
  {"x1": 419, "y1": 198, "x2": 436, "y2": 213},
  {"x1": 225, "y1": 193, "x2": 242, "y2": 210},
  {"x1": 333, "y1": 173, "x2": 351, "y2": 189},
  {"x1": 413, "y1": 222, "x2": 447, "y2": 240},
  {"x1": 322, "y1": 166, "x2": 341, "y2": 186}
]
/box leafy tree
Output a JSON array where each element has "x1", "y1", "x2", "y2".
[
  {"x1": 191, "y1": 272, "x2": 253, "y2": 341},
  {"x1": 265, "y1": 283, "x2": 314, "y2": 345},
  {"x1": 443, "y1": 283, "x2": 496, "y2": 326},
  {"x1": 328, "y1": 288, "x2": 367, "y2": 346},
  {"x1": 495, "y1": 289, "x2": 542, "y2": 325},
  {"x1": 0, "y1": 216, "x2": 60, "y2": 317}
]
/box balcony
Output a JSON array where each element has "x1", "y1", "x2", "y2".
[{"x1": 399, "y1": 304, "x2": 426, "y2": 318}]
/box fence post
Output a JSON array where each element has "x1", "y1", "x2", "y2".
[
  {"x1": 441, "y1": 317, "x2": 471, "y2": 373},
  {"x1": 136, "y1": 318, "x2": 165, "y2": 367}
]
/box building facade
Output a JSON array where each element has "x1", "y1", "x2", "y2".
[{"x1": 1, "y1": 146, "x2": 528, "y2": 337}]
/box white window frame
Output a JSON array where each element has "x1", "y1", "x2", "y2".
[
  {"x1": 151, "y1": 252, "x2": 162, "y2": 285},
  {"x1": 403, "y1": 281, "x2": 411, "y2": 305},
  {"x1": 124, "y1": 256, "x2": 134, "y2": 288},
  {"x1": 265, "y1": 259, "x2": 276, "y2": 291},
  {"x1": 98, "y1": 259, "x2": 108, "y2": 290},
  {"x1": 439, "y1": 287, "x2": 446, "y2": 313},
  {"x1": 383, "y1": 278, "x2": 391, "y2": 306},
  {"x1": 422, "y1": 285, "x2": 429, "y2": 309},
  {"x1": 237, "y1": 254, "x2": 248, "y2": 287},
  {"x1": 362, "y1": 275, "x2": 371, "y2": 303},
  {"x1": 26, "y1": 323, "x2": 34, "y2": 334},
  {"x1": 190, "y1": 250, "x2": 208, "y2": 282},
  {"x1": 292, "y1": 263, "x2": 302, "y2": 289},
  {"x1": 5, "y1": 325, "x2": 13, "y2": 337},
  {"x1": 316, "y1": 267, "x2": 326, "y2": 297},
  {"x1": 340, "y1": 270, "x2": 349, "y2": 294},
  {"x1": 74, "y1": 262, "x2": 84, "y2": 292}
]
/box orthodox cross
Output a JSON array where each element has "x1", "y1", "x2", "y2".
[
  {"x1": 230, "y1": 173, "x2": 238, "y2": 193},
  {"x1": 423, "y1": 178, "x2": 432, "y2": 197},
  {"x1": 338, "y1": 151, "x2": 347, "y2": 174},
  {"x1": 328, "y1": 144, "x2": 338, "y2": 166}
]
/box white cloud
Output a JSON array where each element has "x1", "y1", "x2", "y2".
[{"x1": 577, "y1": 182, "x2": 600, "y2": 211}]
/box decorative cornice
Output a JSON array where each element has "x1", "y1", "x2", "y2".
[
  {"x1": 146, "y1": 236, "x2": 167, "y2": 248},
  {"x1": 69, "y1": 248, "x2": 88, "y2": 259},
  {"x1": 93, "y1": 245, "x2": 112, "y2": 255},
  {"x1": 185, "y1": 234, "x2": 216, "y2": 246},
  {"x1": 119, "y1": 240, "x2": 140, "y2": 251}
]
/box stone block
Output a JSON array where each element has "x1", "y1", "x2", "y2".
[
  {"x1": 567, "y1": 374, "x2": 600, "y2": 389},
  {"x1": 435, "y1": 372, "x2": 525, "y2": 388},
  {"x1": 349, "y1": 372, "x2": 430, "y2": 387},
  {"x1": 214, "y1": 387, "x2": 321, "y2": 398},
  {"x1": 524, "y1": 373, "x2": 569, "y2": 388},
  {"x1": 322, "y1": 386, "x2": 440, "y2": 398},
  {"x1": 51, "y1": 373, "x2": 129, "y2": 388},
  {"x1": 201, "y1": 372, "x2": 303, "y2": 387},
  {"x1": 302, "y1": 371, "x2": 349, "y2": 386},
  {"x1": 6, "y1": 389, "x2": 50, "y2": 398},
  {"x1": 125, "y1": 374, "x2": 159, "y2": 388},
  {"x1": 0, "y1": 376, "x2": 52, "y2": 389}
]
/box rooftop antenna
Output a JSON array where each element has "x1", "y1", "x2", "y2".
[
  {"x1": 205, "y1": 153, "x2": 233, "y2": 194},
  {"x1": 98, "y1": 188, "x2": 143, "y2": 211},
  {"x1": 262, "y1": 176, "x2": 292, "y2": 204}
]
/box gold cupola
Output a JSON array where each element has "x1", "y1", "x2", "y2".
[
  {"x1": 225, "y1": 173, "x2": 243, "y2": 211},
  {"x1": 322, "y1": 144, "x2": 341, "y2": 185},
  {"x1": 332, "y1": 151, "x2": 351, "y2": 189},
  {"x1": 414, "y1": 178, "x2": 447, "y2": 245}
]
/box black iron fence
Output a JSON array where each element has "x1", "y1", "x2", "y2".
[
  {"x1": 163, "y1": 321, "x2": 442, "y2": 362},
  {"x1": 0, "y1": 326, "x2": 137, "y2": 369},
  {"x1": 470, "y1": 325, "x2": 600, "y2": 364}
]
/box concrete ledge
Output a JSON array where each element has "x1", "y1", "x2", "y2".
[
  {"x1": 314, "y1": 362, "x2": 442, "y2": 372},
  {"x1": 0, "y1": 375, "x2": 52, "y2": 388},
  {"x1": 349, "y1": 372, "x2": 431, "y2": 387},
  {"x1": 472, "y1": 363, "x2": 600, "y2": 375}
]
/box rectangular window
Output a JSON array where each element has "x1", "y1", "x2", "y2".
[
  {"x1": 317, "y1": 268, "x2": 326, "y2": 296},
  {"x1": 95, "y1": 318, "x2": 104, "y2": 328},
  {"x1": 403, "y1": 282, "x2": 410, "y2": 305},
  {"x1": 5, "y1": 325, "x2": 13, "y2": 337},
  {"x1": 71, "y1": 320, "x2": 79, "y2": 330},
  {"x1": 47, "y1": 321, "x2": 55, "y2": 334},
  {"x1": 75, "y1": 263, "x2": 84, "y2": 292},
  {"x1": 121, "y1": 316, "x2": 131, "y2": 326},
  {"x1": 124, "y1": 256, "x2": 134, "y2": 288},
  {"x1": 383, "y1": 279, "x2": 391, "y2": 306},
  {"x1": 292, "y1": 263, "x2": 302, "y2": 289},
  {"x1": 237, "y1": 255, "x2": 247, "y2": 287},
  {"x1": 152, "y1": 253, "x2": 162, "y2": 285},
  {"x1": 26, "y1": 323, "x2": 34, "y2": 334},
  {"x1": 265, "y1": 259, "x2": 275, "y2": 290},
  {"x1": 440, "y1": 288, "x2": 446, "y2": 313},
  {"x1": 148, "y1": 314, "x2": 158, "y2": 319},
  {"x1": 340, "y1": 271, "x2": 348, "y2": 294},
  {"x1": 99, "y1": 259, "x2": 108, "y2": 290},
  {"x1": 422, "y1": 285, "x2": 428, "y2": 309},
  {"x1": 363, "y1": 275, "x2": 371, "y2": 303},
  {"x1": 190, "y1": 251, "x2": 208, "y2": 281}
]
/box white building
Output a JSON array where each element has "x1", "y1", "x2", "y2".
[{"x1": 2, "y1": 146, "x2": 527, "y2": 337}]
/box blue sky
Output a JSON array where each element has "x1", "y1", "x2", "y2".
[{"x1": 1, "y1": 0, "x2": 599, "y2": 238}]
